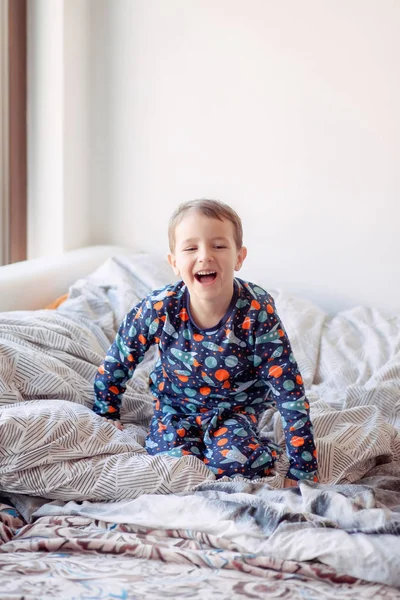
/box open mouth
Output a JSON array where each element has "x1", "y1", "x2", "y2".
[{"x1": 194, "y1": 271, "x2": 217, "y2": 285}]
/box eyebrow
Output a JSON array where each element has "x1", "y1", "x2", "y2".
[{"x1": 180, "y1": 237, "x2": 230, "y2": 245}]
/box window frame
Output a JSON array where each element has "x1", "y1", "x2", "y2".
[{"x1": 8, "y1": 0, "x2": 27, "y2": 264}]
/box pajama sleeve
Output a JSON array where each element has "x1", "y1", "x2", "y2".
[
  {"x1": 254, "y1": 293, "x2": 318, "y2": 481},
  {"x1": 93, "y1": 296, "x2": 163, "y2": 421}
]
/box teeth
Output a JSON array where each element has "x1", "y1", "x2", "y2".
[{"x1": 196, "y1": 271, "x2": 216, "y2": 276}]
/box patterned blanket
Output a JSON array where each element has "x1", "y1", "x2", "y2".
[
  {"x1": 1, "y1": 498, "x2": 399, "y2": 599},
  {"x1": 31, "y1": 471, "x2": 400, "y2": 587}
]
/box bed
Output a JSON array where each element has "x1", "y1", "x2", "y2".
[{"x1": 0, "y1": 246, "x2": 399, "y2": 599}]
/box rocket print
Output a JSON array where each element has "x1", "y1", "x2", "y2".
[{"x1": 94, "y1": 278, "x2": 318, "y2": 482}]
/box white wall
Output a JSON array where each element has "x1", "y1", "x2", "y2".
[
  {"x1": 63, "y1": 0, "x2": 90, "y2": 253},
  {"x1": 30, "y1": 0, "x2": 400, "y2": 314},
  {"x1": 28, "y1": 0, "x2": 90, "y2": 258},
  {"x1": 89, "y1": 0, "x2": 400, "y2": 314}
]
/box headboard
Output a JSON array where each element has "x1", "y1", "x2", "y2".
[{"x1": 0, "y1": 245, "x2": 134, "y2": 312}]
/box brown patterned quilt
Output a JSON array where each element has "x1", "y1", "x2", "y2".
[{"x1": 1, "y1": 497, "x2": 399, "y2": 600}]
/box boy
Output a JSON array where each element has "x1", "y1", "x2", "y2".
[{"x1": 93, "y1": 199, "x2": 318, "y2": 485}]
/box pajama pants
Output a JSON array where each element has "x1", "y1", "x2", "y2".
[{"x1": 145, "y1": 405, "x2": 282, "y2": 479}]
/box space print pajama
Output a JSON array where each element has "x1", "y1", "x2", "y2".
[{"x1": 93, "y1": 278, "x2": 318, "y2": 481}]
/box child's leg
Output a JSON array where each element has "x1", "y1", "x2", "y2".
[
  {"x1": 145, "y1": 411, "x2": 205, "y2": 459},
  {"x1": 204, "y1": 411, "x2": 282, "y2": 478}
]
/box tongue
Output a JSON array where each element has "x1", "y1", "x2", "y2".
[{"x1": 199, "y1": 274, "x2": 215, "y2": 284}]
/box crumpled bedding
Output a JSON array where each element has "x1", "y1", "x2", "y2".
[
  {"x1": 1, "y1": 254, "x2": 399, "y2": 500},
  {"x1": 1, "y1": 253, "x2": 400, "y2": 588}
]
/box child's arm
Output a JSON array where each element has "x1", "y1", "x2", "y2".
[
  {"x1": 93, "y1": 297, "x2": 162, "y2": 422},
  {"x1": 254, "y1": 292, "x2": 318, "y2": 482}
]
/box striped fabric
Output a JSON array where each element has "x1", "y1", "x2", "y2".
[{"x1": 0, "y1": 255, "x2": 399, "y2": 500}]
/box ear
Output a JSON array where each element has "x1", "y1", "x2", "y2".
[
  {"x1": 167, "y1": 253, "x2": 180, "y2": 276},
  {"x1": 235, "y1": 246, "x2": 247, "y2": 271}
]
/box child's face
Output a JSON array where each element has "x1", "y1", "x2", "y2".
[{"x1": 168, "y1": 211, "x2": 247, "y2": 309}]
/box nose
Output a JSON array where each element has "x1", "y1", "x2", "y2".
[{"x1": 198, "y1": 245, "x2": 213, "y2": 263}]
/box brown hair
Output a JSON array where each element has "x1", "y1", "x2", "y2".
[{"x1": 168, "y1": 199, "x2": 243, "y2": 251}]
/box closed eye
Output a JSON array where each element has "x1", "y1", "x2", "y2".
[{"x1": 183, "y1": 247, "x2": 197, "y2": 252}]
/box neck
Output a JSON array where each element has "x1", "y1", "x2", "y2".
[{"x1": 189, "y1": 286, "x2": 235, "y2": 330}]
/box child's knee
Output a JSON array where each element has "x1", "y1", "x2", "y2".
[{"x1": 206, "y1": 443, "x2": 271, "y2": 476}]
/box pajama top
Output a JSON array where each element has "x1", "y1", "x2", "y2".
[{"x1": 93, "y1": 278, "x2": 318, "y2": 481}]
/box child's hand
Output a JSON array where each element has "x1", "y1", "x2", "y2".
[
  {"x1": 103, "y1": 417, "x2": 124, "y2": 431},
  {"x1": 284, "y1": 478, "x2": 298, "y2": 488}
]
